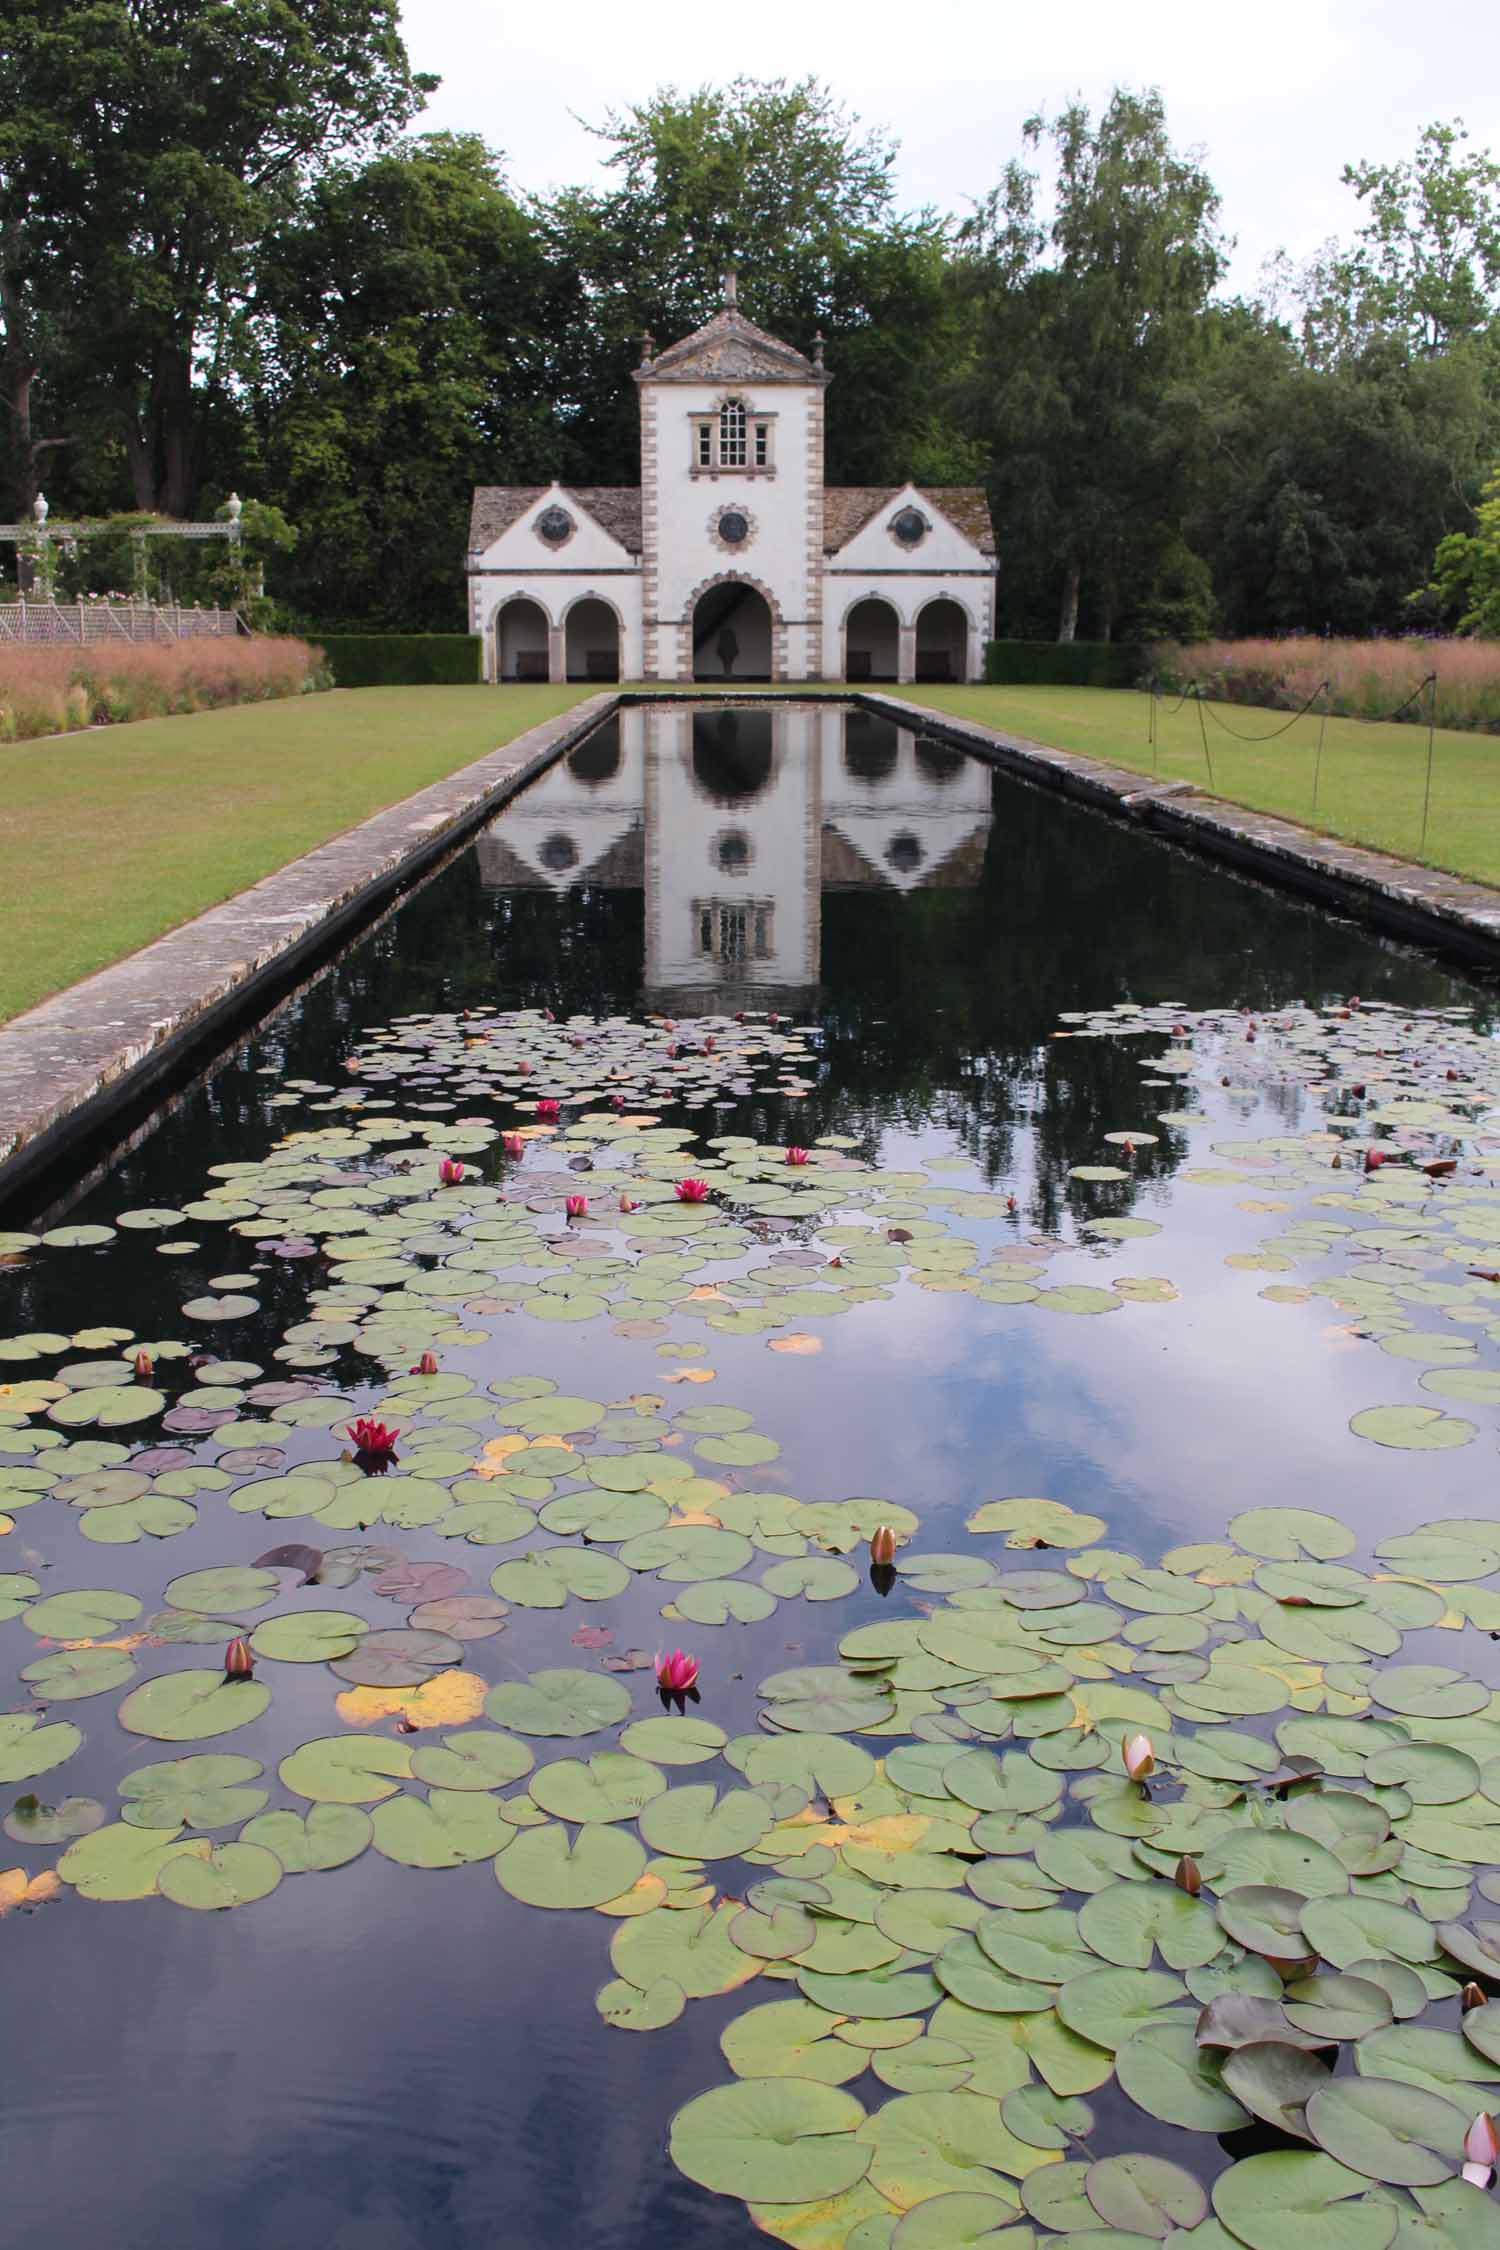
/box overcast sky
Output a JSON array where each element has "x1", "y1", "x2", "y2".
[{"x1": 399, "y1": 0, "x2": 1500, "y2": 299}]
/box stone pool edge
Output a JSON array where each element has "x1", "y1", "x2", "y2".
[
  {"x1": 864, "y1": 691, "x2": 1500, "y2": 971},
  {"x1": 0, "y1": 693, "x2": 616, "y2": 1206}
]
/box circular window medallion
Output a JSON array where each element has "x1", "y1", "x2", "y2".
[
  {"x1": 890, "y1": 507, "x2": 929, "y2": 550},
  {"x1": 536, "y1": 506, "x2": 575, "y2": 548},
  {"x1": 708, "y1": 504, "x2": 758, "y2": 554}
]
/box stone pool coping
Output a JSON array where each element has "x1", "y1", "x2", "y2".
[
  {"x1": 6, "y1": 681, "x2": 1500, "y2": 1208},
  {"x1": 0, "y1": 693, "x2": 615, "y2": 1205},
  {"x1": 860, "y1": 692, "x2": 1500, "y2": 972}
]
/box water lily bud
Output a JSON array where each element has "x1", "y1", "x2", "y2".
[
  {"x1": 619, "y1": 1194, "x2": 640, "y2": 1213},
  {"x1": 1465, "y1": 2112, "x2": 1499, "y2": 2168},
  {"x1": 438, "y1": 1156, "x2": 464, "y2": 1185},
  {"x1": 611, "y1": 1093, "x2": 627, "y2": 1110},
  {"x1": 869, "y1": 1525, "x2": 898, "y2": 1566},
  {"x1": 565, "y1": 1193, "x2": 588, "y2": 1221},
  {"x1": 502, "y1": 1132, "x2": 525, "y2": 1159},
  {"x1": 133, "y1": 1349, "x2": 153, "y2": 1380},
  {"x1": 410, "y1": 1351, "x2": 439, "y2": 1376},
  {"x1": 224, "y1": 1637, "x2": 255, "y2": 1681},
  {"x1": 1123, "y1": 1732, "x2": 1155, "y2": 1784},
  {"x1": 1006, "y1": 1194, "x2": 1018, "y2": 1214},
  {"x1": 1174, "y1": 1855, "x2": 1201, "y2": 1897},
  {"x1": 1462, "y1": 1982, "x2": 1488, "y2": 2014},
  {"x1": 345, "y1": 1055, "x2": 360, "y2": 1073}
]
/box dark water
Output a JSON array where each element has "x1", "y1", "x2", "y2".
[{"x1": 1, "y1": 700, "x2": 1493, "y2": 2250}]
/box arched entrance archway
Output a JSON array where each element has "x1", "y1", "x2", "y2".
[
  {"x1": 496, "y1": 597, "x2": 550, "y2": 681},
  {"x1": 565, "y1": 597, "x2": 620, "y2": 682},
  {"x1": 915, "y1": 598, "x2": 969, "y2": 683},
  {"x1": 843, "y1": 598, "x2": 900, "y2": 682},
  {"x1": 692, "y1": 582, "x2": 774, "y2": 680}
]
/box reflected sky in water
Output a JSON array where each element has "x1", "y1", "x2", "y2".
[{"x1": 2, "y1": 701, "x2": 1496, "y2": 2250}]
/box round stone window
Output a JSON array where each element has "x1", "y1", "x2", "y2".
[
  {"x1": 890, "y1": 507, "x2": 928, "y2": 549},
  {"x1": 718, "y1": 509, "x2": 750, "y2": 546},
  {"x1": 536, "y1": 506, "x2": 574, "y2": 548}
]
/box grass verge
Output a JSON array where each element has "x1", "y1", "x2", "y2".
[
  {"x1": 890, "y1": 684, "x2": 1500, "y2": 889},
  {"x1": 0, "y1": 683, "x2": 590, "y2": 1022}
]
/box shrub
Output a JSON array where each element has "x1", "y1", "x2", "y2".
[
  {"x1": 0, "y1": 637, "x2": 326, "y2": 742},
  {"x1": 984, "y1": 640, "x2": 1145, "y2": 689},
  {"x1": 1150, "y1": 637, "x2": 1500, "y2": 735},
  {"x1": 312, "y1": 634, "x2": 481, "y2": 687}
]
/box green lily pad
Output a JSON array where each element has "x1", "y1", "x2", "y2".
[
  {"x1": 495, "y1": 1821, "x2": 647, "y2": 1907},
  {"x1": 1211, "y1": 2150, "x2": 1398, "y2": 2250},
  {"x1": 669, "y1": 2078, "x2": 870, "y2": 2205},
  {"x1": 0, "y1": 1712, "x2": 84, "y2": 1782},
  {"x1": 485, "y1": 1668, "x2": 632, "y2": 1738},
  {"x1": 279, "y1": 1736, "x2": 415, "y2": 1803},
  {"x1": 237, "y1": 1804, "x2": 372, "y2": 1871},
  {"x1": 371, "y1": 1787, "x2": 512, "y2": 1866},
  {"x1": 1115, "y1": 2020, "x2": 1246, "y2": 2130},
  {"x1": 118, "y1": 1669, "x2": 270, "y2": 1741},
  {"x1": 158, "y1": 1841, "x2": 282, "y2": 1909},
  {"x1": 1305, "y1": 2076, "x2": 1466, "y2": 2186}
]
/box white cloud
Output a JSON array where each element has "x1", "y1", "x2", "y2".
[{"x1": 398, "y1": 0, "x2": 1500, "y2": 295}]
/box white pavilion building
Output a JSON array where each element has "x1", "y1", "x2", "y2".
[{"x1": 466, "y1": 277, "x2": 996, "y2": 686}]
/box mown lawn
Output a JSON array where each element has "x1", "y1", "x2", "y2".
[
  {"x1": 891, "y1": 684, "x2": 1500, "y2": 888},
  {"x1": 0, "y1": 684, "x2": 590, "y2": 1022}
]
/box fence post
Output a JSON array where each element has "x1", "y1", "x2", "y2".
[{"x1": 1418, "y1": 673, "x2": 1439, "y2": 859}]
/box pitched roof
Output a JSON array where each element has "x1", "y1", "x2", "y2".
[
  {"x1": 639, "y1": 306, "x2": 825, "y2": 387},
  {"x1": 823, "y1": 486, "x2": 995, "y2": 558},
  {"x1": 468, "y1": 486, "x2": 643, "y2": 557}
]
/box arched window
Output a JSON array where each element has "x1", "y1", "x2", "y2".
[
  {"x1": 691, "y1": 396, "x2": 774, "y2": 472},
  {"x1": 719, "y1": 398, "x2": 747, "y2": 466}
]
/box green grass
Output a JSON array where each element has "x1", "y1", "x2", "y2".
[
  {"x1": 890, "y1": 684, "x2": 1500, "y2": 889},
  {"x1": 0, "y1": 684, "x2": 590, "y2": 1022}
]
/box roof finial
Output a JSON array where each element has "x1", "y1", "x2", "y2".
[
  {"x1": 639, "y1": 327, "x2": 655, "y2": 368},
  {"x1": 722, "y1": 266, "x2": 738, "y2": 314},
  {"x1": 813, "y1": 330, "x2": 826, "y2": 369}
]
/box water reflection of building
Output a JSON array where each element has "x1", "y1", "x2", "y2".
[{"x1": 474, "y1": 703, "x2": 992, "y2": 1012}]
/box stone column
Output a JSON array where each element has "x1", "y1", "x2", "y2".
[
  {"x1": 547, "y1": 626, "x2": 565, "y2": 685},
  {"x1": 898, "y1": 625, "x2": 916, "y2": 684}
]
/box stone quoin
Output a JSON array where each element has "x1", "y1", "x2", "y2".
[{"x1": 466, "y1": 273, "x2": 996, "y2": 685}]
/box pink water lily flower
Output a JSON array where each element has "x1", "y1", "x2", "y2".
[
  {"x1": 565, "y1": 1194, "x2": 588, "y2": 1220},
  {"x1": 502, "y1": 1132, "x2": 525, "y2": 1158},
  {"x1": 346, "y1": 1416, "x2": 400, "y2": 1460},
  {"x1": 785, "y1": 1147, "x2": 810, "y2": 1167},
  {"x1": 536, "y1": 1097, "x2": 561, "y2": 1121},
  {"x1": 675, "y1": 1178, "x2": 710, "y2": 1203},
  {"x1": 438, "y1": 1156, "x2": 464, "y2": 1185},
  {"x1": 656, "y1": 1649, "x2": 700, "y2": 1694}
]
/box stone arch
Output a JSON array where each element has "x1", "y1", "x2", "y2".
[
  {"x1": 914, "y1": 594, "x2": 973, "y2": 684},
  {"x1": 683, "y1": 571, "x2": 784, "y2": 682},
  {"x1": 494, "y1": 594, "x2": 552, "y2": 682},
  {"x1": 842, "y1": 595, "x2": 901, "y2": 683},
  {"x1": 562, "y1": 591, "x2": 623, "y2": 682}
]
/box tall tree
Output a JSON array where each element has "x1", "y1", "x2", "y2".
[
  {"x1": 0, "y1": 0, "x2": 434, "y2": 519},
  {"x1": 537, "y1": 78, "x2": 972, "y2": 487},
  {"x1": 959, "y1": 89, "x2": 1225, "y2": 640},
  {"x1": 1299, "y1": 121, "x2": 1500, "y2": 363},
  {"x1": 250, "y1": 134, "x2": 568, "y2": 628}
]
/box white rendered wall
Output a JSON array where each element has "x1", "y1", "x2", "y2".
[
  {"x1": 468, "y1": 486, "x2": 642, "y2": 681},
  {"x1": 821, "y1": 488, "x2": 995, "y2": 681},
  {"x1": 645, "y1": 384, "x2": 820, "y2": 682}
]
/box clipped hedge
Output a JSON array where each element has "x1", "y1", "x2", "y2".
[
  {"x1": 313, "y1": 634, "x2": 482, "y2": 688},
  {"x1": 984, "y1": 639, "x2": 1145, "y2": 689}
]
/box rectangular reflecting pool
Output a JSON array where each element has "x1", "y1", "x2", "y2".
[{"x1": 3, "y1": 702, "x2": 1499, "y2": 2250}]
